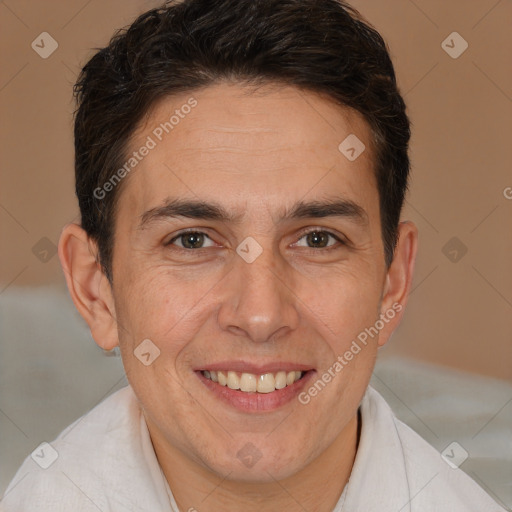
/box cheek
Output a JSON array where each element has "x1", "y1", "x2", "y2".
[
  {"x1": 304, "y1": 271, "x2": 383, "y2": 404},
  {"x1": 113, "y1": 269, "x2": 182, "y2": 353},
  {"x1": 299, "y1": 267, "x2": 382, "y2": 345},
  {"x1": 114, "y1": 269, "x2": 202, "y2": 413},
  {"x1": 114, "y1": 264, "x2": 224, "y2": 371},
  {"x1": 117, "y1": 264, "x2": 186, "y2": 323}
]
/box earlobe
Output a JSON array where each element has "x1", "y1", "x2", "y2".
[
  {"x1": 58, "y1": 223, "x2": 119, "y2": 351},
  {"x1": 378, "y1": 220, "x2": 418, "y2": 346}
]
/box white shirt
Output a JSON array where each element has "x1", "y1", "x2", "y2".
[{"x1": 0, "y1": 385, "x2": 505, "y2": 511}]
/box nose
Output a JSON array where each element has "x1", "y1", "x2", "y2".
[{"x1": 217, "y1": 243, "x2": 300, "y2": 344}]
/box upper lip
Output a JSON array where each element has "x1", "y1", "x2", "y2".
[{"x1": 195, "y1": 361, "x2": 315, "y2": 374}]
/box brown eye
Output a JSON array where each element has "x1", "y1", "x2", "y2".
[
  {"x1": 306, "y1": 231, "x2": 330, "y2": 248},
  {"x1": 167, "y1": 231, "x2": 215, "y2": 249},
  {"x1": 295, "y1": 230, "x2": 343, "y2": 249}
]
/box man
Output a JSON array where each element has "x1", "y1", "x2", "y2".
[{"x1": 1, "y1": 0, "x2": 506, "y2": 510}]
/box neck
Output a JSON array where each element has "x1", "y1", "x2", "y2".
[{"x1": 150, "y1": 410, "x2": 360, "y2": 512}]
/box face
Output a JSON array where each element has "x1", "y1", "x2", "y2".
[{"x1": 102, "y1": 82, "x2": 401, "y2": 482}]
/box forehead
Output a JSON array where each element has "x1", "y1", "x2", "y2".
[{"x1": 119, "y1": 82, "x2": 378, "y2": 222}]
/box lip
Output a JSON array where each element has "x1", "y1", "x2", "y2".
[
  {"x1": 196, "y1": 368, "x2": 317, "y2": 413},
  {"x1": 195, "y1": 360, "x2": 315, "y2": 375}
]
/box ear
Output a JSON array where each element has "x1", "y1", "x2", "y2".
[
  {"x1": 377, "y1": 220, "x2": 418, "y2": 347},
  {"x1": 58, "y1": 223, "x2": 119, "y2": 350}
]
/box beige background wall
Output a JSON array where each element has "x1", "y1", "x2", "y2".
[{"x1": 1, "y1": 0, "x2": 511, "y2": 381}]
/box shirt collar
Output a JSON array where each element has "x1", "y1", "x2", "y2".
[{"x1": 342, "y1": 386, "x2": 412, "y2": 511}]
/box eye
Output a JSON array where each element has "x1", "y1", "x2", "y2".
[
  {"x1": 165, "y1": 228, "x2": 345, "y2": 251},
  {"x1": 166, "y1": 230, "x2": 216, "y2": 250},
  {"x1": 293, "y1": 229, "x2": 345, "y2": 250}
]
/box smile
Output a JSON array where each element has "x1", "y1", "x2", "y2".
[
  {"x1": 196, "y1": 366, "x2": 315, "y2": 412},
  {"x1": 201, "y1": 370, "x2": 304, "y2": 393}
]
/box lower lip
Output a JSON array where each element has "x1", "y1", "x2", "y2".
[{"x1": 196, "y1": 370, "x2": 316, "y2": 413}]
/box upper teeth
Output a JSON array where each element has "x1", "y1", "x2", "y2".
[{"x1": 202, "y1": 370, "x2": 303, "y2": 393}]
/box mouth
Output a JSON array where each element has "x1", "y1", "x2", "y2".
[
  {"x1": 201, "y1": 369, "x2": 305, "y2": 393},
  {"x1": 194, "y1": 364, "x2": 316, "y2": 413}
]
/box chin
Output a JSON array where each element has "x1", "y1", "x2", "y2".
[{"x1": 204, "y1": 447, "x2": 305, "y2": 483}]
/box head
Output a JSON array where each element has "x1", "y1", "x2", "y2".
[{"x1": 59, "y1": 0, "x2": 417, "y2": 485}]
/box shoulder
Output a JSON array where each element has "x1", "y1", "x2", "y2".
[
  {"x1": 363, "y1": 386, "x2": 507, "y2": 511},
  {"x1": 0, "y1": 386, "x2": 166, "y2": 512}
]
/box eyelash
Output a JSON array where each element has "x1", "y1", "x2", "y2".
[{"x1": 165, "y1": 228, "x2": 346, "y2": 252}]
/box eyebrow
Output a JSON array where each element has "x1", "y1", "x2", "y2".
[{"x1": 137, "y1": 196, "x2": 368, "y2": 230}]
